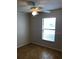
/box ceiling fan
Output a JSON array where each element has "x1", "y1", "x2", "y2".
[{"x1": 18, "y1": 0, "x2": 51, "y2": 16}]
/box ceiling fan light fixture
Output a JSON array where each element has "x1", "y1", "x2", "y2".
[
  {"x1": 32, "y1": 11, "x2": 38, "y2": 16},
  {"x1": 31, "y1": 7, "x2": 40, "y2": 16}
]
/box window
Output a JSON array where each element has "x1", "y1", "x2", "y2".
[{"x1": 42, "y1": 17, "x2": 56, "y2": 42}]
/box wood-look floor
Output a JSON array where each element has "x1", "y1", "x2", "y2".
[{"x1": 17, "y1": 43, "x2": 62, "y2": 59}]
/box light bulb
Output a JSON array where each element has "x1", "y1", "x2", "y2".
[{"x1": 32, "y1": 11, "x2": 38, "y2": 16}]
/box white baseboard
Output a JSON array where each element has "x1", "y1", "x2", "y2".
[
  {"x1": 17, "y1": 41, "x2": 62, "y2": 52},
  {"x1": 17, "y1": 42, "x2": 30, "y2": 48},
  {"x1": 32, "y1": 42, "x2": 62, "y2": 52}
]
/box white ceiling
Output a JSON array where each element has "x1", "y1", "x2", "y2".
[{"x1": 17, "y1": 0, "x2": 62, "y2": 13}]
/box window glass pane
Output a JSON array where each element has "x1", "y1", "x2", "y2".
[
  {"x1": 42, "y1": 30, "x2": 55, "y2": 42},
  {"x1": 42, "y1": 18, "x2": 56, "y2": 29}
]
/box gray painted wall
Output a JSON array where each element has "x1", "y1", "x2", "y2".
[
  {"x1": 17, "y1": 12, "x2": 29, "y2": 48},
  {"x1": 29, "y1": 9, "x2": 62, "y2": 51}
]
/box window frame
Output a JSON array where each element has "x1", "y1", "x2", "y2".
[{"x1": 42, "y1": 17, "x2": 56, "y2": 42}]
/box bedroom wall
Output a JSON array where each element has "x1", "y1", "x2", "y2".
[
  {"x1": 17, "y1": 12, "x2": 29, "y2": 48},
  {"x1": 29, "y1": 9, "x2": 62, "y2": 51}
]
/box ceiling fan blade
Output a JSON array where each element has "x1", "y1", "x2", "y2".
[
  {"x1": 18, "y1": 1, "x2": 36, "y2": 7},
  {"x1": 43, "y1": 10, "x2": 51, "y2": 13},
  {"x1": 17, "y1": 6, "x2": 32, "y2": 13},
  {"x1": 27, "y1": 1, "x2": 35, "y2": 6},
  {"x1": 17, "y1": 0, "x2": 27, "y2": 7}
]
